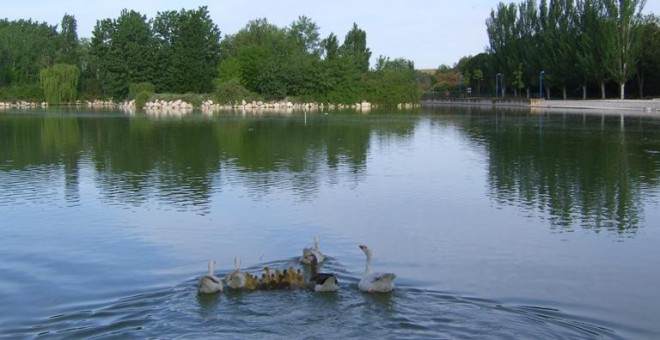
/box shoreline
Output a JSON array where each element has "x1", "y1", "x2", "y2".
[
  {"x1": 421, "y1": 98, "x2": 660, "y2": 114},
  {"x1": 4, "y1": 98, "x2": 660, "y2": 116},
  {"x1": 0, "y1": 99, "x2": 418, "y2": 114}
]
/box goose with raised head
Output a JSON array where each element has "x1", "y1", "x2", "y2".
[
  {"x1": 198, "y1": 260, "x2": 223, "y2": 294},
  {"x1": 300, "y1": 235, "x2": 325, "y2": 264},
  {"x1": 224, "y1": 257, "x2": 247, "y2": 289},
  {"x1": 308, "y1": 253, "x2": 338, "y2": 292},
  {"x1": 358, "y1": 245, "x2": 396, "y2": 293}
]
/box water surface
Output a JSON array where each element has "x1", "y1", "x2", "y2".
[{"x1": 1, "y1": 106, "x2": 659, "y2": 338}]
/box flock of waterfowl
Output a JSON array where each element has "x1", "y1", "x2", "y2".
[{"x1": 197, "y1": 236, "x2": 396, "y2": 294}]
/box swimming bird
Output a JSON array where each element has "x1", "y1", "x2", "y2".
[
  {"x1": 283, "y1": 266, "x2": 300, "y2": 289},
  {"x1": 245, "y1": 272, "x2": 257, "y2": 290},
  {"x1": 308, "y1": 254, "x2": 338, "y2": 292},
  {"x1": 358, "y1": 245, "x2": 396, "y2": 293},
  {"x1": 224, "y1": 257, "x2": 247, "y2": 289},
  {"x1": 295, "y1": 268, "x2": 306, "y2": 288},
  {"x1": 300, "y1": 235, "x2": 325, "y2": 264},
  {"x1": 198, "y1": 260, "x2": 223, "y2": 294},
  {"x1": 257, "y1": 266, "x2": 276, "y2": 290}
]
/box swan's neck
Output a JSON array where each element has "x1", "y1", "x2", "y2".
[
  {"x1": 208, "y1": 261, "x2": 215, "y2": 275},
  {"x1": 364, "y1": 252, "x2": 372, "y2": 275},
  {"x1": 314, "y1": 236, "x2": 320, "y2": 250},
  {"x1": 234, "y1": 257, "x2": 240, "y2": 271}
]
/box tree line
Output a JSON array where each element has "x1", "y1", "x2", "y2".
[
  {"x1": 419, "y1": 1, "x2": 659, "y2": 101},
  {"x1": 0, "y1": 6, "x2": 418, "y2": 106},
  {"x1": 448, "y1": 0, "x2": 659, "y2": 100}
]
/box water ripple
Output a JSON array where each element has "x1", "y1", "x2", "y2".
[{"x1": 3, "y1": 275, "x2": 623, "y2": 339}]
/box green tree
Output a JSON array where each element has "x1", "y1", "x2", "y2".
[
  {"x1": 40, "y1": 63, "x2": 80, "y2": 104},
  {"x1": 340, "y1": 23, "x2": 371, "y2": 73},
  {"x1": 167, "y1": 6, "x2": 221, "y2": 93},
  {"x1": 56, "y1": 14, "x2": 79, "y2": 65},
  {"x1": 90, "y1": 10, "x2": 154, "y2": 98},
  {"x1": 287, "y1": 15, "x2": 321, "y2": 55},
  {"x1": 602, "y1": 0, "x2": 646, "y2": 99},
  {"x1": 575, "y1": 0, "x2": 597, "y2": 99},
  {"x1": 219, "y1": 18, "x2": 288, "y2": 98},
  {"x1": 365, "y1": 56, "x2": 418, "y2": 106},
  {"x1": 151, "y1": 10, "x2": 177, "y2": 92},
  {"x1": 582, "y1": 0, "x2": 614, "y2": 98},
  {"x1": 0, "y1": 19, "x2": 58, "y2": 87},
  {"x1": 513, "y1": 63, "x2": 525, "y2": 97},
  {"x1": 543, "y1": 0, "x2": 578, "y2": 99},
  {"x1": 286, "y1": 16, "x2": 323, "y2": 98},
  {"x1": 321, "y1": 33, "x2": 339, "y2": 60},
  {"x1": 636, "y1": 15, "x2": 660, "y2": 97},
  {"x1": 486, "y1": 3, "x2": 519, "y2": 96},
  {"x1": 77, "y1": 38, "x2": 103, "y2": 98},
  {"x1": 516, "y1": 0, "x2": 542, "y2": 98},
  {"x1": 473, "y1": 68, "x2": 484, "y2": 96}
]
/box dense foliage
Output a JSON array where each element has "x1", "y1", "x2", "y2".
[
  {"x1": 480, "y1": 0, "x2": 659, "y2": 99},
  {"x1": 421, "y1": 1, "x2": 659, "y2": 101},
  {"x1": 40, "y1": 63, "x2": 80, "y2": 104},
  {"x1": 0, "y1": 8, "x2": 418, "y2": 106}
]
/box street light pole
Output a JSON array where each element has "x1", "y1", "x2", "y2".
[
  {"x1": 496, "y1": 73, "x2": 502, "y2": 98},
  {"x1": 539, "y1": 70, "x2": 545, "y2": 99}
]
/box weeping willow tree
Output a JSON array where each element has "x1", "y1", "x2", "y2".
[{"x1": 40, "y1": 64, "x2": 80, "y2": 104}]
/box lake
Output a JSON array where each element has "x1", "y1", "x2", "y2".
[{"x1": 1, "y1": 106, "x2": 659, "y2": 338}]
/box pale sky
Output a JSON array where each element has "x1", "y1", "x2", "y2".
[{"x1": 3, "y1": 1, "x2": 659, "y2": 70}]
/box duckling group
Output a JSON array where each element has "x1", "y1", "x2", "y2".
[{"x1": 198, "y1": 237, "x2": 396, "y2": 294}]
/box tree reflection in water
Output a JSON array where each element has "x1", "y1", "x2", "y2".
[
  {"x1": 0, "y1": 110, "x2": 416, "y2": 214},
  {"x1": 453, "y1": 107, "x2": 660, "y2": 234}
]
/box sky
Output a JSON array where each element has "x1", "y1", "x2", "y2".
[{"x1": 2, "y1": 0, "x2": 659, "y2": 70}]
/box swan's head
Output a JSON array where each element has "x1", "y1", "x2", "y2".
[
  {"x1": 208, "y1": 259, "x2": 216, "y2": 274},
  {"x1": 360, "y1": 244, "x2": 374, "y2": 258}
]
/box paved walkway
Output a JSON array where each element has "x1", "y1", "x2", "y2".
[
  {"x1": 422, "y1": 99, "x2": 660, "y2": 114},
  {"x1": 532, "y1": 99, "x2": 660, "y2": 112}
]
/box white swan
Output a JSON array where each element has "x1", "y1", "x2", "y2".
[
  {"x1": 224, "y1": 257, "x2": 247, "y2": 289},
  {"x1": 308, "y1": 253, "x2": 338, "y2": 292},
  {"x1": 198, "y1": 260, "x2": 223, "y2": 294},
  {"x1": 300, "y1": 235, "x2": 325, "y2": 264},
  {"x1": 358, "y1": 244, "x2": 396, "y2": 293}
]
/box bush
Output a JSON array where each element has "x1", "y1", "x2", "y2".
[
  {"x1": 214, "y1": 78, "x2": 256, "y2": 104},
  {"x1": 128, "y1": 82, "x2": 155, "y2": 99},
  {"x1": 134, "y1": 91, "x2": 152, "y2": 109},
  {"x1": 0, "y1": 84, "x2": 45, "y2": 102}
]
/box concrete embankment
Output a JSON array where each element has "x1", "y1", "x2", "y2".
[{"x1": 422, "y1": 98, "x2": 660, "y2": 114}]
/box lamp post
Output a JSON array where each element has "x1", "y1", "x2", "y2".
[
  {"x1": 539, "y1": 70, "x2": 545, "y2": 99},
  {"x1": 495, "y1": 73, "x2": 502, "y2": 98}
]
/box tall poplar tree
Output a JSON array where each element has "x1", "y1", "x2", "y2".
[
  {"x1": 341, "y1": 23, "x2": 371, "y2": 73},
  {"x1": 603, "y1": 0, "x2": 646, "y2": 99},
  {"x1": 486, "y1": 3, "x2": 519, "y2": 96},
  {"x1": 543, "y1": 0, "x2": 578, "y2": 99},
  {"x1": 56, "y1": 14, "x2": 79, "y2": 65},
  {"x1": 636, "y1": 15, "x2": 660, "y2": 97}
]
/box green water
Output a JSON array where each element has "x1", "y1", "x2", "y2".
[{"x1": 1, "y1": 106, "x2": 659, "y2": 338}]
